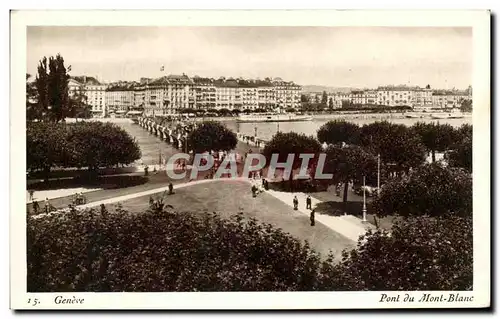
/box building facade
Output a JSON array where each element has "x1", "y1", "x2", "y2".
[
  {"x1": 431, "y1": 90, "x2": 471, "y2": 109},
  {"x1": 105, "y1": 85, "x2": 136, "y2": 114},
  {"x1": 140, "y1": 74, "x2": 301, "y2": 115},
  {"x1": 69, "y1": 76, "x2": 107, "y2": 117},
  {"x1": 272, "y1": 78, "x2": 301, "y2": 110}
]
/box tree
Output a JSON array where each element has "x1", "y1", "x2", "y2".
[
  {"x1": 34, "y1": 57, "x2": 49, "y2": 120},
  {"x1": 446, "y1": 136, "x2": 472, "y2": 173},
  {"x1": 26, "y1": 122, "x2": 68, "y2": 181},
  {"x1": 322, "y1": 145, "x2": 378, "y2": 206},
  {"x1": 318, "y1": 215, "x2": 472, "y2": 291},
  {"x1": 460, "y1": 99, "x2": 472, "y2": 113},
  {"x1": 262, "y1": 132, "x2": 322, "y2": 170},
  {"x1": 370, "y1": 163, "x2": 472, "y2": 218},
  {"x1": 341, "y1": 100, "x2": 353, "y2": 109},
  {"x1": 328, "y1": 97, "x2": 334, "y2": 110},
  {"x1": 27, "y1": 209, "x2": 323, "y2": 292},
  {"x1": 65, "y1": 122, "x2": 141, "y2": 175},
  {"x1": 26, "y1": 74, "x2": 41, "y2": 121},
  {"x1": 187, "y1": 121, "x2": 237, "y2": 153},
  {"x1": 34, "y1": 54, "x2": 72, "y2": 122},
  {"x1": 321, "y1": 91, "x2": 328, "y2": 107},
  {"x1": 317, "y1": 120, "x2": 360, "y2": 146},
  {"x1": 47, "y1": 54, "x2": 71, "y2": 122},
  {"x1": 69, "y1": 86, "x2": 91, "y2": 119},
  {"x1": 359, "y1": 121, "x2": 426, "y2": 173},
  {"x1": 454, "y1": 123, "x2": 472, "y2": 143},
  {"x1": 411, "y1": 122, "x2": 456, "y2": 162}
]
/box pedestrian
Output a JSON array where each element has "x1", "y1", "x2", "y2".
[
  {"x1": 306, "y1": 195, "x2": 312, "y2": 210},
  {"x1": 32, "y1": 200, "x2": 39, "y2": 214},
  {"x1": 149, "y1": 196, "x2": 155, "y2": 207},
  {"x1": 144, "y1": 165, "x2": 149, "y2": 176},
  {"x1": 100, "y1": 204, "x2": 107, "y2": 215},
  {"x1": 251, "y1": 185, "x2": 258, "y2": 198},
  {"x1": 44, "y1": 197, "x2": 50, "y2": 213},
  {"x1": 293, "y1": 195, "x2": 298, "y2": 210},
  {"x1": 310, "y1": 209, "x2": 315, "y2": 226},
  {"x1": 168, "y1": 182, "x2": 174, "y2": 195},
  {"x1": 28, "y1": 189, "x2": 34, "y2": 201}
]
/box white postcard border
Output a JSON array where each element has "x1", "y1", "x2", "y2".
[{"x1": 10, "y1": 10, "x2": 491, "y2": 310}]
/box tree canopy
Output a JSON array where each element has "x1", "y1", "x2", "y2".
[
  {"x1": 27, "y1": 121, "x2": 141, "y2": 176},
  {"x1": 318, "y1": 215, "x2": 472, "y2": 291},
  {"x1": 317, "y1": 120, "x2": 361, "y2": 146},
  {"x1": 370, "y1": 163, "x2": 472, "y2": 218},
  {"x1": 26, "y1": 122, "x2": 68, "y2": 178},
  {"x1": 321, "y1": 145, "x2": 379, "y2": 203},
  {"x1": 30, "y1": 54, "x2": 92, "y2": 122},
  {"x1": 66, "y1": 122, "x2": 141, "y2": 172},
  {"x1": 411, "y1": 122, "x2": 456, "y2": 162},
  {"x1": 187, "y1": 121, "x2": 237, "y2": 153},
  {"x1": 446, "y1": 136, "x2": 472, "y2": 173},
  {"x1": 262, "y1": 132, "x2": 322, "y2": 170},
  {"x1": 359, "y1": 121, "x2": 426, "y2": 172}
]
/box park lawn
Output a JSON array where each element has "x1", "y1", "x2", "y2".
[
  {"x1": 111, "y1": 179, "x2": 356, "y2": 261},
  {"x1": 26, "y1": 170, "x2": 201, "y2": 213}
]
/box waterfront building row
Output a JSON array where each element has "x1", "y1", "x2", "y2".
[
  {"x1": 68, "y1": 74, "x2": 302, "y2": 117},
  {"x1": 307, "y1": 85, "x2": 472, "y2": 109}
]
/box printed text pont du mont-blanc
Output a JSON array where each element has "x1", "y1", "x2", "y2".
[{"x1": 380, "y1": 293, "x2": 473, "y2": 303}]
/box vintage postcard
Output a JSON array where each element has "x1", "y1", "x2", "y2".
[{"x1": 10, "y1": 10, "x2": 490, "y2": 310}]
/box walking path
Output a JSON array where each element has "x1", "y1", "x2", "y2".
[
  {"x1": 266, "y1": 190, "x2": 374, "y2": 242},
  {"x1": 31, "y1": 177, "x2": 373, "y2": 242},
  {"x1": 26, "y1": 187, "x2": 103, "y2": 204}
]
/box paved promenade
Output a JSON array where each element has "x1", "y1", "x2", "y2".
[{"x1": 32, "y1": 177, "x2": 372, "y2": 243}]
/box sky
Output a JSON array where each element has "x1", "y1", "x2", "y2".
[{"x1": 27, "y1": 26, "x2": 472, "y2": 89}]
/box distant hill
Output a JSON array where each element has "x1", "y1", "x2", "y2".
[{"x1": 300, "y1": 85, "x2": 362, "y2": 94}]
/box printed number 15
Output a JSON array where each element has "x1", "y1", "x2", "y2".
[{"x1": 27, "y1": 298, "x2": 39, "y2": 306}]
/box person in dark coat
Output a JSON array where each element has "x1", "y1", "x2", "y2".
[
  {"x1": 293, "y1": 196, "x2": 298, "y2": 210},
  {"x1": 168, "y1": 182, "x2": 174, "y2": 195},
  {"x1": 306, "y1": 195, "x2": 312, "y2": 210},
  {"x1": 32, "y1": 200, "x2": 39, "y2": 214},
  {"x1": 310, "y1": 209, "x2": 315, "y2": 226}
]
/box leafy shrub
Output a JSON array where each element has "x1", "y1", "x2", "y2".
[
  {"x1": 318, "y1": 216, "x2": 472, "y2": 291},
  {"x1": 27, "y1": 209, "x2": 322, "y2": 292}
]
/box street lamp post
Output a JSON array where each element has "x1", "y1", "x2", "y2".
[
  {"x1": 377, "y1": 153, "x2": 381, "y2": 195},
  {"x1": 362, "y1": 175, "x2": 367, "y2": 222},
  {"x1": 254, "y1": 126, "x2": 257, "y2": 146}
]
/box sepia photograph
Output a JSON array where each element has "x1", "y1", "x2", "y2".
[{"x1": 10, "y1": 10, "x2": 490, "y2": 310}]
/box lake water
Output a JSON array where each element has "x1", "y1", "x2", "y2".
[
  {"x1": 113, "y1": 115, "x2": 472, "y2": 165},
  {"x1": 226, "y1": 115, "x2": 472, "y2": 141}
]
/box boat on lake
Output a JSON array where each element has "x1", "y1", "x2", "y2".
[
  {"x1": 405, "y1": 113, "x2": 423, "y2": 119},
  {"x1": 431, "y1": 113, "x2": 465, "y2": 120},
  {"x1": 237, "y1": 113, "x2": 313, "y2": 123}
]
